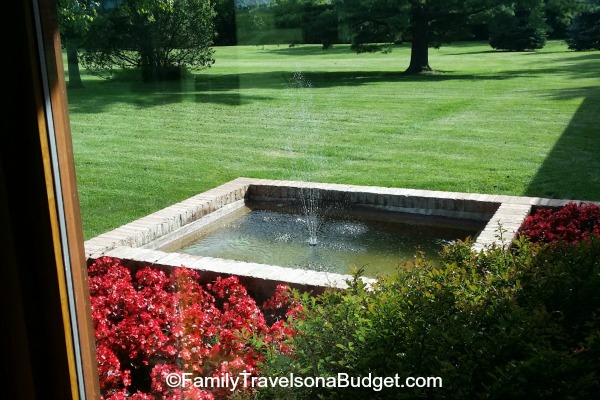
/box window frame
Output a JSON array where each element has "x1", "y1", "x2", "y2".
[{"x1": 1, "y1": 0, "x2": 100, "y2": 398}]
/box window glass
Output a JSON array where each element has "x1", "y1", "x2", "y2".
[{"x1": 58, "y1": 1, "x2": 600, "y2": 399}]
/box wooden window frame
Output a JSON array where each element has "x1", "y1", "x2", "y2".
[{"x1": 2, "y1": 1, "x2": 100, "y2": 398}]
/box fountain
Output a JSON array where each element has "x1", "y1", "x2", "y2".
[
  {"x1": 167, "y1": 195, "x2": 484, "y2": 276},
  {"x1": 85, "y1": 176, "x2": 540, "y2": 289},
  {"x1": 285, "y1": 71, "x2": 328, "y2": 248},
  {"x1": 299, "y1": 186, "x2": 325, "y2": 246}
]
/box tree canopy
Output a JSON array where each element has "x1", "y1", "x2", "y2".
[
  {"x1": 488, "y1": 0, "x2": 548, "y2": 51},
  {"x1": 214, "y1": 0, "x2": 238, "y2": 45},
  {"x1": 82, "y1": 0, "x2": 216, "y2": 81},
  {"x1": 60, "y1": 0, "x2": 595, "y2": 81},
  {"x1": 58, "y1": 0, "x2": 98, "y2": 88},
  {"x1": 566, "y1": 0, "x2": 600, "y2": 49},
  {"x1": 272, "y1": 0, "x2": 339, "y2": 49},
  {"x1": 267, "y1": 0, "x2": 589, "y2": 72},
  {"x1": 337, "y1": 0, "x2": 514, "y2": 73}
]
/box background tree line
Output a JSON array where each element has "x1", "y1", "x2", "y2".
[{"x1": 58, "y1": 0, "x2": 600, "y2": 84}]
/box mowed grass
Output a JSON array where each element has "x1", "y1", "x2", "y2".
[{"x1": 66, "y1": 41, "x2": 600, "y2": 239}]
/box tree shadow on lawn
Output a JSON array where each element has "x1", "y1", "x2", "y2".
[
  {"x1": 265, "y1": 41, "x2": 499, "y2": 57},
  {"x1": 444, "y1": 49, "x2": 498, "y2": 55},
  {"x1": 67, "y1": 55, "x2": 599, "y2": 114},
  {"x1": 196, "y1": 55, "x2": 599, "y2": 91},
  {"x1": 68, "y1": 69, "x2": 513, "y2": 114},
  {"x1": 195, "y1": 52, "x2": 599, "y2": 93},
  {"x1": 524, "y1": 86, "x2": 600, "y2": 202},
  {"x1": 67, "y1": 77, "x2": 274, "y2": 114},
  {"x1": 559, "y1": 52, "x2": 600, "y2": 61},
  {"x1": 197, "y1": 69, "x2": 520, "y2": 92},
  {"x1": 261, "y1": 44, "x2": 361, "y2": 56}
]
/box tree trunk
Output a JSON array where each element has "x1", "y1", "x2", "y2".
[
  {"x1": 405, "y1": 5, "x2": 432, "y2": 74},
  {"x1": 66, "y1": 41, "x2": 84, "y2": 89}
]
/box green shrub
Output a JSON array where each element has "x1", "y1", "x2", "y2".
[
  {"x1": 566, "y1": 9, "x2": 600, "y2": 50},
  {"x1": 489, "y1": 26, "x2": 547, "y2": 51},
  {"x1": 256, "y1": 238, "x2": 600, "y2": 399}
]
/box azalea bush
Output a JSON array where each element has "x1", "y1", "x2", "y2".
[
  {"x1": 520, "y1": 202, "x2": 600, "y2": 244},
  {"x1": 89, "y1": 257, "x2": 300, "y2": 399}
]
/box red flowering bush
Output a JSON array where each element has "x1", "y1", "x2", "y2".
[
  {"x1": 520, "y1": 202, "x2": 600, "y2": 244},
  {"x1": 89, "y1": 257, "x2": 300, "y2": 399}
]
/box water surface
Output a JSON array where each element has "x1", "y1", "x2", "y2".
[{"x1": 179, "y1": 203, "x2": 482, "y2": 277}]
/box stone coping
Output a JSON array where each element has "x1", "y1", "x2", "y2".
[
  {"x1": 102, "y1": 246, "x2": 370, "y2": 300},
  {"x1": 85, "y1": 177, "x2": 589, "y2": 293}
]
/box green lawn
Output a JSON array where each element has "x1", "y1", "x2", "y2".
[{"x1": 66, "y1": 41, "x2": 600, "y2": 239}]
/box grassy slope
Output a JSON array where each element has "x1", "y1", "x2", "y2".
[{"x1": 66, "y1": 41, "x2": 600, "y2": 239}]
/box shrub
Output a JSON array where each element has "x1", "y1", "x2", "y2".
[
  {"x1": 566, "y1": 9, "x2": 600, "y2": 51},
  {"x1": 88, "y1": 257, "x2": 298, "y2": 399},
  {"x1": 256, "y1": 238, "x2": 600, "y2": 399},
  {"x1": 489, "y1": 26, "x2": 547, "y2": 51},
  {"x1": 519, "y1": 202, "x2": 600, "y2": 244}
]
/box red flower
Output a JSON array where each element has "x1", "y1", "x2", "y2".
[
  {"x1": 520, "y1": 202, "x2": 600, "y2": 244},
  {"x1": 89, "y1": 257, "x2": 301, "y2": 399}
]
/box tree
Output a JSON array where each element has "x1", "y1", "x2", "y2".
[
  {"x1": 272, "y1": 0, "x2": 339, "y2": 49},
  {"x1": 58, "y1": 0, "x2": 98, "y2": 88},
  {"x1": 566, "y1": 0, "x2": 600, "y2": 50},
  {"x1": 214, "y1": 0, "x2": 237, "y2": 46},
  {"x1": 484, "y1": 1, "x2": 588, "y2": 47},
  {"x1": 235, "y1": 2, "x2": 275, "y2": 46},
  {"x1": 545, "y1": 0, "x2": 588, "y2": 38},
  {"x1": 488, "y1": 1, "x2": 548, "y2": 51},
  {"x1": 82, "y1": 0, "x2": 216, "y2": 81},
  {"x1": 337, "y1": 0, "x2": 509, "y2": 74}
]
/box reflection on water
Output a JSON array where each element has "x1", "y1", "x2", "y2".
[{"x1": 179, "y1": 205, "x2": 481, "y2": 277}]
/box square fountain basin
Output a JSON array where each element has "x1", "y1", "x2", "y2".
[
  {"x1": 85, "y1": 178, "x2": 573, "y2": 296},
  {"x1": 155, "y1": 199, "x2": 485, "y2": 277}
]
